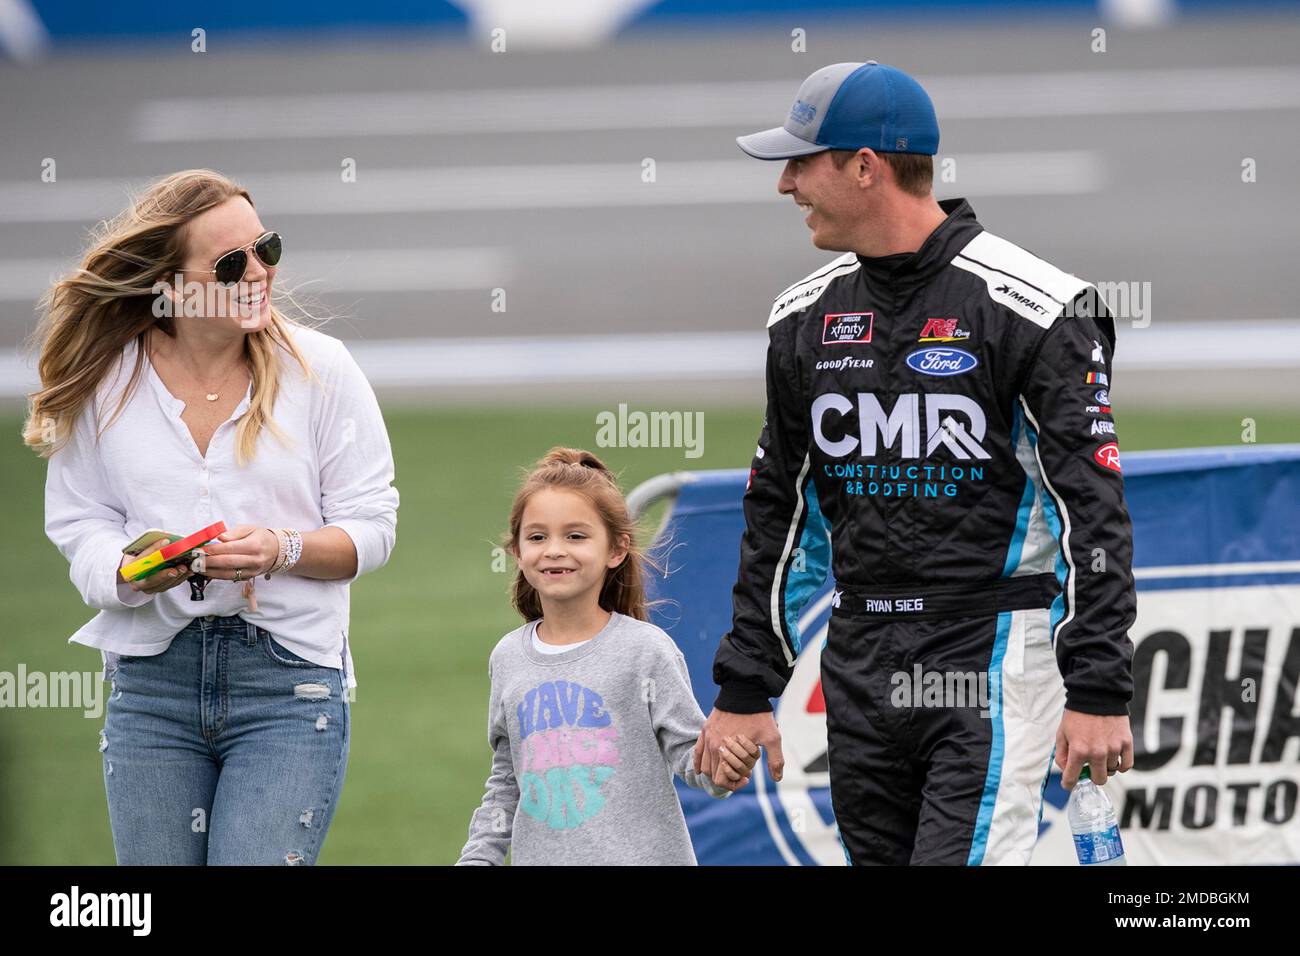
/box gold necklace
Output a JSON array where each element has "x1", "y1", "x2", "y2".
[
  {"x1": 202, "y1": 362, "x2": 242, "y2": 402},
  {"x1": 149, "y1": 333, "x2": 246, "y2": 402}
]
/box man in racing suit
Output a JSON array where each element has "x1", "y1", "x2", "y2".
[{"x1": 693, "y1": 62, "x2": 1137, "y2": 865}]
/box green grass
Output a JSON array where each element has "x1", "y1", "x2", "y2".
[{"x1": 1, "y1": 405, "x2": 1297, "y2": 864}]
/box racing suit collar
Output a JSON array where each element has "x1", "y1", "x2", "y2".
[{"x1": 854, "y1": 197, "x2": 981, "y2": 294}]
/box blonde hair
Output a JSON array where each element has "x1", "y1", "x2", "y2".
[
  {"x1": 504, "y1": 447, "x2": 663, "y2": 623},
  {"x1": 22, "y1": 168, "x2": 325, "y2": 465}
]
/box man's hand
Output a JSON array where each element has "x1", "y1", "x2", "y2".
[
  {"x1": 694, "y1": 708, "x2": 784, "y2": 783},
  {"x1": 1056, "y1": 708, "x2": 1134, "y2": 789}
]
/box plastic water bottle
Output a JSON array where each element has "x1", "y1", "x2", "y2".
[{"x1": 1067, "y1": 765, "x2": 1127, "y2": 866}]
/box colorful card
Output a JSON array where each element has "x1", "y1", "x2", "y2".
[{"x1": 120, "y1": 521, "x2": 227, "y2": 582}]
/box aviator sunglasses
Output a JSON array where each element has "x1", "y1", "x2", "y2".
[{"x1": 194, "y1": 231, "x2": 283, "y2": 285}]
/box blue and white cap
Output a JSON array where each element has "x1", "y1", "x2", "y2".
[{"x1": 736, "y1": 61, "x2": 939, "y2": 160}]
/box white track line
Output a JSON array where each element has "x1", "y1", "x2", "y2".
[
  {"x1": 1135, "y1": 560, "x2": 1300, "y2": 580},
  {"x1": 0, "y1": 153, "x2": 1100, "y2": 224},
  {"x1": 134, "y1": 68, "x2": 1300, "y2": 142},
  {"x1": 451, "y1": 0, "x2": 658, "y2": 47},
  {"x1": 3, "y1": 322, "x2": 1297, "y2": 396}
]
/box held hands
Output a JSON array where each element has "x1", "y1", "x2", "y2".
[
  {"x1": 694, "y1": 708, "x2": 786, "y2": 790},
  {"x1": 710, "y1": 734, "x2": 761, "y2": 791},
  {"x1": 1056, "y1": 708, "x2": 1135, "y2": 789}
]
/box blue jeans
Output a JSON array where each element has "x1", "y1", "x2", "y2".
[{"x1": 101, "y1": 614, "x2": 350, "y2": 865}]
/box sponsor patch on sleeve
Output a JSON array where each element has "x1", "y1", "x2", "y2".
[{"x1": 1093, "y1": 441, "x2": 1122, "y2": 473}]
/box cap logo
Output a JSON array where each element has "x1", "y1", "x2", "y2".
[
  {"x1": 790, "y1": 99, "x2": 817, "y2": 126},
  {"x1": 895, "y1": 137, "x2": 908, "y2": 149}
]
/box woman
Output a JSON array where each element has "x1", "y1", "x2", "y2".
[{"x1": 23, "y1": 169, "x2": 399, "y2": 865}]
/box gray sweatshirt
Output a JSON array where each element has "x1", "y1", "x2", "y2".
[{"x1": 457, "y1": 611, "x2": 732, "y2": 866}]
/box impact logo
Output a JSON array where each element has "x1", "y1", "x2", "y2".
[
  {"x1": 822, "y1": 312, "x2": 874, "y2": 346},
  {"x1": 918, "y1": 317, "x2": 970, "y2": 342},
  {"x1": 905, "y1": 347, "x2": 979, "y2": 377},
  {"x1": 1094, "y1": 441, "x2": 1122, "y2": 472},
  {"x1": 790, "y1": 99, "x2": 818, "y2": 126},
  {"x1": 994, "y1": 283, "x2": 1049, "y2": 315},
  {"x1": 773, "y1": 284, "x2": 822, "y2": 318}
]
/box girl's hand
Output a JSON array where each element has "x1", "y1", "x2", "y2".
[
  {"x1": 121, "y1": 553, "x2": 192, "y2": 594},
  {"x1": 201, "y1": 525, "x2": 279, "y2": 579},
  {"x1": 712, "y1": 734, "x2": 761, "y2": 791}
]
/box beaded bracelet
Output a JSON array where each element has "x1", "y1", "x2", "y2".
[{"x1": 264, "y1": 528, "x2": 302, "y2": 580}]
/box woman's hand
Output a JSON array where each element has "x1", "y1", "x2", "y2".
[
  {"x1": 120, "y1": 553, "x2": 192, "y2": 594},
  {"x1": 202, "y1": 525, "x2": 280, "y2": 580}
]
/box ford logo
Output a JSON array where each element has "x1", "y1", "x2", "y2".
[{"x1": 905, "y1": 347, "x2": 979, "y2": 377}]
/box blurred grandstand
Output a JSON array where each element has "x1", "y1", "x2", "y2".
[{"x1": 2, "y1": 0, "x2": 1298, "y2": 410}]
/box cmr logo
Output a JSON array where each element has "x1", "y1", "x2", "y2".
[
  {"x1": 822, "y1": 312, "x2": 874, "y2": 345},
  {"x1": 812, "y1": 392, "x2": 992, "y2": 460}
]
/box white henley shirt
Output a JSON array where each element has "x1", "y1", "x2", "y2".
[{"x1": 43, "y1": 322, "x2": 399, "y2": 688}]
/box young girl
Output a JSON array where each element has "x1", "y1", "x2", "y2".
[{"x1": 457, "y1": 447, "x2": 759, "y2": 866}]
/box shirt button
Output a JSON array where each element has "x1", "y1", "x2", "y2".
[{"x1": 200, "y1": 487, "x2": 209, "y2": 497}]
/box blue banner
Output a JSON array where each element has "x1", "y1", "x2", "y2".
[{"x1": 647, "y1": 445, "x2": 1300, "y2": 864}]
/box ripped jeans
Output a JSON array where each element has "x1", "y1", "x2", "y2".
[{"x1": 101, "y1": 614, "x2": 350, "y2": 865}]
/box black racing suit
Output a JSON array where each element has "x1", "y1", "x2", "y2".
[{"x1": 713, "y1": 197, "x2": 1136, "y2": 864}]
